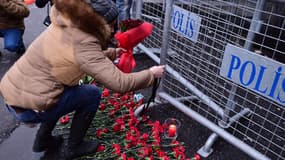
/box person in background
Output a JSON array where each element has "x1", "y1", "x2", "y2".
[
  {"x1": 0, "y1": 0, "x2": 30, "y2": 56},
  {"x1": 0, "y1": 0, "x2": 165, "y2": 160},
  {"x1": 116, "y1": 0, "x2": 133, "y2": 23},
  {"x1": 35, "y1": 0, "x2": 53, "y2": 7},
  {"x1": 35, "y1": 0, "x2": 53, "y2": 26}
]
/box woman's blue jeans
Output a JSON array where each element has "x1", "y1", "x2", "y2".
[
  {"x1": 0, "y1": 28, "x2": 24, "y2": 52},
  {"x1": 116, "y1": 0, "x2": 133, "y2": 22},
  {"x1": 6, "y1": 84, "x2": 101, "y2": 123}
]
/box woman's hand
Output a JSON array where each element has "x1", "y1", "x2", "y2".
[
  {"x1": 149, "y1": 65, "x2": 165, "y2": 78},
  {"x1": 115, "y1": 48, "x2": 126, "y2": 58}
]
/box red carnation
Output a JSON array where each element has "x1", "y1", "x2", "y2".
[
  {"x1": 95, "y1": 128, "x2": 108, "y2": 138},
  {"x1": 97, "y1": 144, "x2": 105, "y2": 152},
  {"x1": 192, "y1": 154, "x2": 201, "y2": 160},
  {"x1": 109, "y1": 109, "x2": 116, "y2": 118},
  {"x1": 121, "y1": 94, "x2": 129, "y2": 101},
  {"x1": 102, "y1": 88, "x2": 110, "y2": 97},
  {"x1": 138, "y1": 146, "x2": 150, "y2": 157},
  {"x1": 99, "y1": 103, "x2": 106, "y2": 111},
  {"x1": 113, "y1": 93, "x2": 120, "y2": 98},
  {"x1": 112, "y1": 144, "x2": 121, "y2": 155},
  {"x1": 59, "y1": 115, "x2": 69, "y2": 124}
]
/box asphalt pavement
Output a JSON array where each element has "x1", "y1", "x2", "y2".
[{"x1": 0, "y1": 4, "x2": 47, "y2": 160}]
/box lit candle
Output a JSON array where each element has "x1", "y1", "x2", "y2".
[
  {"x1": 24, "y1": 0, "x2": 35, "y2": 5},
  {"x1": 168, "y1": 124, "x2": 177, "y2": 137}
]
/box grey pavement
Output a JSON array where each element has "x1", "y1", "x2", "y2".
[{"x1": 0, "y1": 4, "x2": 47, "y2": 160}]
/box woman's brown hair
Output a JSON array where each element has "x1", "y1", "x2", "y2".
[{"x1": 54, "y1": 0, "x2": 111, "y2": 49}]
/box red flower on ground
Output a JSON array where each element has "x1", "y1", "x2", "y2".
[
  {"x1": 141, "y1": 133, "x2": 149, "y2": 141},
  {"x1": 138, "y1": 146, "x2": 150, "y2": 157},
  {"x1": 109, "y1": 109, "x2": 116, "y2": 118},
  {"x1": 112, "y1": 144, "x2": 121, "y2": 155},
  {"x1": 127, "y1": 101, "x2": 136, "y2": 108},
  {"x1": 97, "y1": 144, "x2": 105, "y2": 152},
  {"x1": 102, "y1": 88, "x2": 110, "y2": 97},
  {"x1": 156, "y1": 150, "x2": 167, "y2": 157},
  {"x1": 95, "y1": 128, "x2": 108, "y2": 138},
  {"x1": 113, "y1": 101, "x2": 120, "y2": 110},
  {"x1": 193, "y1": 154, "x2": 201, "y2": 160},
  {"x1": 113, "y1": 118, "x2": 125, "y2": 132},
  {"x1": 120, "y1": 153, "x2": 127, "y2": 160},
  {"x1": 113, "y1": 92, "x2": 120, "y2": 98},
  {"x1": 121, "y1": 94, "x2": 129, "y2": 101},
  {"x1": 99, "y1": 103, "x2": 106, "y2": 111},
  {"x1": 59, "y1": 115, "x2": 69, "y2": 124},
  {"x1": 125, "y1": 131, "x2": 138, "y2": 147}
]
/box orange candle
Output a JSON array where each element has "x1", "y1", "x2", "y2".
[{"x1": 168, "y1": 124, "x2": 177, "y2": 137}]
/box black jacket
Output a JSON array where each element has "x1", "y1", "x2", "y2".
[{"x1": 35, "y1": 0, "x2": 53, "y2": 8}]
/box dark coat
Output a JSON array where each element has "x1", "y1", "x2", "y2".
[
  {"x1": 0, "y1": 0, "x2": 30, "y2": 30},
  {"x1": 35, "y1": 0, "x2": 53, "y2": 8}
]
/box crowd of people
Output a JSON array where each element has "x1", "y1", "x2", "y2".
[{"x1": 0, "y1": 0, "x2": 165, "y2": 160}]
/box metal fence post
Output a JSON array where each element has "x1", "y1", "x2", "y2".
[
  {"x1": 221, "y1": 0, "x2": 265, "y2": 126},
  {"x1": 157, "y1": 0, "x2": 174, "y2": 96},
  {"x1": 199, "y1": 1, "x2": 266, "y2": 157},
  {"x1": 134, "y1": 0, "x2": 143, "y2": 19},
  {"x1": 244, "y1": 0, "x2": 265, "y2": 51}
]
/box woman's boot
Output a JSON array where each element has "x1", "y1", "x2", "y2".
[
  {"x1": 64, "y1": 110, "x2": 99, "y2": 160},
  {"x1": 33, "y1": 120, "x2": 63, "y2": 152}
]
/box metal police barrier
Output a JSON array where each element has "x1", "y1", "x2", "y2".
[{"x1": 133, "y1": 0, "x2": 285, "y2": 160}]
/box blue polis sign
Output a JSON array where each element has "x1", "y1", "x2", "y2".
[
  {"x1": 220, "y1": 44, "x2": 285, "y2": 106},
  {"x1": 171, "y1": 5, "x2": 201, "y2": 43}
]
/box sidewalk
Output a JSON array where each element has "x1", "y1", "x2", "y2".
[{"x1": 0, "y1": 125, "x2": 38, "y2": 160}]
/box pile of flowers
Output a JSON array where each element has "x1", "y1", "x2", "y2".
[{"x1": 55, "y1": 80, "x2": 200, "y2": 160}]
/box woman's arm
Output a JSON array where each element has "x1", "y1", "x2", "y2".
[
  {"x1": 35, "y1": 0, "x2": 50, "y2": 8},
  {"x1": 75, "y1": 40, "x2": 155, "y2": 93}
]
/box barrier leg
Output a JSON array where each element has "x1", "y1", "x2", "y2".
[{"x1": 197, "y1": 133, "x2": 219, "y2": 157}]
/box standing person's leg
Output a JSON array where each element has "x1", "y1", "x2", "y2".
[
  {"x1": 117, "y1": 0, "x2": 133, "y2": 23},
  {"x1": 1, "y1": 28, "x2": 25, "y2": 54},
  {"x1": 0, "y1": 30, "x2": 3, "y2": 56}
]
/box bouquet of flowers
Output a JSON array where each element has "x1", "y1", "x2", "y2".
[{"x1": 115, "y1": 19, "x2": 153, "y2": 73}]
